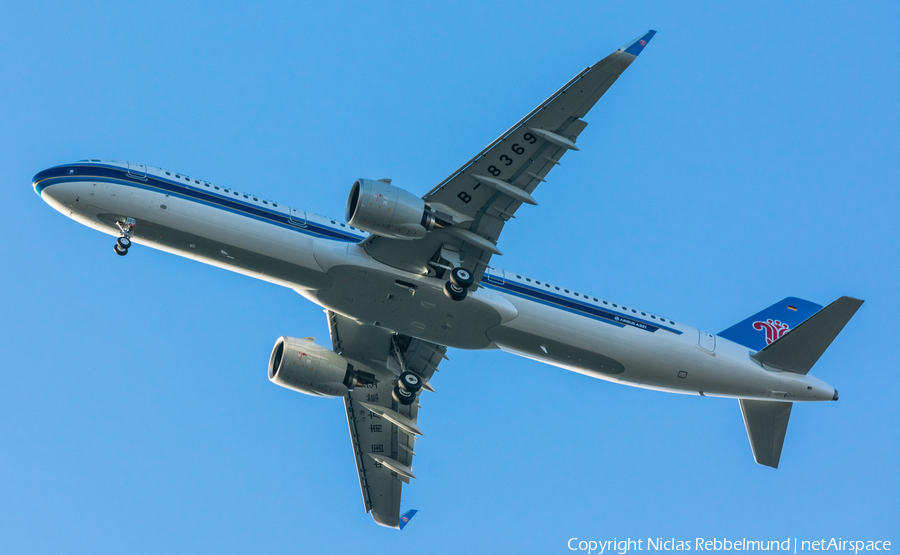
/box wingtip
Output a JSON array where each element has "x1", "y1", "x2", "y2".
[{"x1": 622, "y1": 30, "x2": 657, "y2": 56}]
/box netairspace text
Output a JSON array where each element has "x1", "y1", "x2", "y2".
[{"x1": 567, "y1": 538, "x2": 892, "y2": 555}]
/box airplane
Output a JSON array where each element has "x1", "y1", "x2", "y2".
[{"x1": 32, "y1": 31, "x2": 863, "y2": 529}]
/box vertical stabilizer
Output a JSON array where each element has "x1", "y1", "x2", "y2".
[
  {"x1": 719, "y1": 297, "x2": 822, "y2": 351},
  {"x1": 739, "y1": 399, "x2": 793, "y2": 468}
]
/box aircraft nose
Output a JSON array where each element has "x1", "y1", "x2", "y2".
[
  {"x1": 832, "y1": 389, "x2": 839, "y2": 401},
  {"x1": 32, "y1": 166, "x2": 68, "y2": 198},
  {"x1": 33, "y1": 164, "x2": 88, "y2": 215}
]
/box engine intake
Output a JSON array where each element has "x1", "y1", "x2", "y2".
[
  {"x1": 268, "y1": 336, "x2": 374, "y2": 398},
  {"x1": 345, "y1": 179, "x2": 435, "y2": 239}
]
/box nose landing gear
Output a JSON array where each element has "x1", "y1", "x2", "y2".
[{"x1": 114, "y1": 217, "x2": 136, "y2": 256}]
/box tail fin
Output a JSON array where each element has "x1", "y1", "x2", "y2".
[
  {"x1": 398, "y1": 509, "x2": 418, "y2": 530},
  {"x1": 752, "y1": 296, "x2": 864, "y2": 375},
  {"x1": 719, "y1": 297, "x2": 823, "y2": 351},
  {"x1": 739, "y1": 399, "x2": 793, "y2": 468}
]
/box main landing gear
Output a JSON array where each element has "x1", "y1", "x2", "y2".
[
  {"x1": 114, "y1": 217, "x2": 136, "y2": 256},
  {"x1": 392, "y1": 371, "x2": 423, "y2": 406},
  {"x1": 443, "y1": 266, "x2": 474, "y2": 302}
]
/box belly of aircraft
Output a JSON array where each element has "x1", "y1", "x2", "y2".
[{"x1": 311, "y1": 265, "x2": 507, "y2": 350}]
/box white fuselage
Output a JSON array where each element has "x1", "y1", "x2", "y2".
[{"x1": 34, "y1": 161, "x2": 837, "y2": 402}]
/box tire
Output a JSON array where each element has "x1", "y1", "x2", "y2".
[
  {"x1": 449, "y1": 267, "x2": 474, "y2": 289},
  {"x1": 117, "y1": 236, "x2": 132, "y2": 249},
  {"x1": 398, "y1": 371, "x2": 422, "y2": 393},
  {"x1": 392, "y1": 384, "x2": 416, "y2": 405},
  {"x1": 443, "y1": 281, "x2": 467, "y2": 301},
  {"x1": 114, "y1": 244, "x2": 128, "y2": 256}
]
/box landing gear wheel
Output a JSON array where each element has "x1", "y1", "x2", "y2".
[
  {"x1": 449, "y1": 267, "x2": 474, "y2": 289},
  {"x1": 117, "y1": 236, "x2": 132, "y2": 250},
  {"x1": 392, "y1": 384, "x2": 416, "y2": 405},
  {"x1": 398, "y1": 371, "x2": 422, "y2": 393},
  {"x1": 114, "y1": 244, "x2": 128, "y2": 256},
  {"x1": 443, "y1": 281, "x2": 467, "y2": 301}
]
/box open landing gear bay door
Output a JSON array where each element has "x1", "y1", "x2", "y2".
[{"x1": 327, "y1": 310, "x2": 446, "y2": 528}]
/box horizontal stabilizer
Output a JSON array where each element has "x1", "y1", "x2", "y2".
[
  {"x1": 739, "y1": 399, "x2": 793, "y2": 468},
  {"x1": 751, "y1": 297, "x2": 863, "y2": 374}
]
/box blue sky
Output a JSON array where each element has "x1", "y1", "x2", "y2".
[{"x1": 1, "y1": 1, "x2": 898, "y2": 553}]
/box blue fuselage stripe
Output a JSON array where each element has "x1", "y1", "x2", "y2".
[
  {"x1": 35, "y1": 163, "x2": 681, "y2": 334},
  {"x1": 481, "y1": 279, "x2": 681, "y2": 335},
  {"x1": 33, "y1": 163, "x2": 365, "y2": 243}
]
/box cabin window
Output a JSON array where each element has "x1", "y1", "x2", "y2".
[
  {"x1": 613, "y1": 304, "x2": 618, "y2": 308},
  {"x1": 603, "y1": 301, "x2": 608, "y2": 305},
  {"x1": 593, "y1": 298, "x2": 598, "y2": 302},
  {"x1": 263, "y1": 200, "x2": 268, "y2": 204},
  {"x1": 244, "y1": 194, "x2": 248, "y2": 198},
  {"x1": 253, "y1": 197, "x2": 258, "y2": 201},
  {"x1": 166, "y1": 172, "x2": 171, "y2": 175},
  {"x1": 641, "y1": 312, "x2": 646, "y2": 316},
  {"x1": 234, "y1": 192, "x2": 239, "y2": 196},
  {"x1": 555, "y1": 286, "x2": 560, "y2": 290},
  {"x1": 516, "y1": 275, "x2": 521, "y2": 279},
  {"x1": 525, "y1": 278, "x2": 531, "y2": 282},
  {"x1": 273, "y1": 204, "x2": 278, "y2": 207},
  {"x1": 651, "y1": 315, "x2": 656, "y2": 319},
  {"x1": 195, "y1": 180, "x2": 200, "y2": 184},
  {"x1": 214, "y1": 186, "x2": 220, "y2": 190}
]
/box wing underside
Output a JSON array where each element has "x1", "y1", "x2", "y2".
[
  {"x1": 362, "y1": 31, "x2": 657, "y2": 288},
  {"x1": 329, "y1": 311, "x2": 445, "y2": 528}
]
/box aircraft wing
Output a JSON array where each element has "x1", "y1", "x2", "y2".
[
  {"x1": 361, "y1": 31, "x2": 656, "y2": 286},
  {"x1": 328, "y1": 310, "x2": 445, "y2": 528}
]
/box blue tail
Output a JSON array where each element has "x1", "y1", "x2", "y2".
[
  {"x1": 398, "y1": 509, "x2": 418, "y2": 530},
  {"x1": 719, "y1": 297, "x2": 823, "y2": 351}
]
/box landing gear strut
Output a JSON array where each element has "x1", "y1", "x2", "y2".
[{"x1": 114, "y1": 217, "x2": 136, "y2": 256}]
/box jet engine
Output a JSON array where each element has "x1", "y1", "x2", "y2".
[
  {"x1": 268, "y1": 336, "x2": 374, "y2": 398},
  {"x1": 345, "y1": 178, "x2": 435, "y2": 239}
]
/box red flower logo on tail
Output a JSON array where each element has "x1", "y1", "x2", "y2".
[{"x1": 752, "y1": 319, "x2": 790, "y2": 345}]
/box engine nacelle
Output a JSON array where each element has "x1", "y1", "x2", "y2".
[
  {"x1": 345, "y1": 178, "x2": 435, "y2": 239},
  {"x1": 268, "y1": 336, "x2": 373, "y2": 398}
]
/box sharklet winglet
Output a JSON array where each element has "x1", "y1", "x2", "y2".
[{"x1": 622, "y1": 30, "x2": 657, "y2": 56}]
